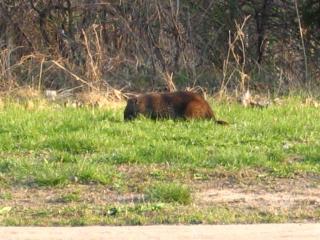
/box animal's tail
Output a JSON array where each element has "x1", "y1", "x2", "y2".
[{"x1": 215, "y1": 119, "x2": 229, "y2": 125}]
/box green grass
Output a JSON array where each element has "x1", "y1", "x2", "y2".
[
  {"x1": 57, "y1": 192, "x2": 81, "y2": 203},
  {"x1": 146, "y1": 183, "x2": 191, "y2": 205},
  {"x1": 0, "y1": 98, "x2": 319, "y2": 225},
  {"x1": 1, "y1": 99, "x2": 319, "y2": 178}
]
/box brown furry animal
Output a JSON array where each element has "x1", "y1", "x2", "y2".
[{"x1": 124, "y1": 91, "x2": 228, "y2": 124}]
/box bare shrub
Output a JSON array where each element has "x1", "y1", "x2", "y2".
[{"x1": 0, "y1": 1, "x2": 319, "y2": 97}]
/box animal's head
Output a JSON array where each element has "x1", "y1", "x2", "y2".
[{"x1": 124, "y1": 97, "x2": 139, "y2": 120}]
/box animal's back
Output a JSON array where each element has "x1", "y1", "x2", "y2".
[
  {"x1": 165, "y1": 91, "x2": 214, "y2": 119},
  {"x1": 124, "y1": 91, "x2": 227, "y2": 124}
]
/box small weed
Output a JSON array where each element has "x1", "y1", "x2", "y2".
[
  {"x1": 57, "y1": 192, "x2": 81, "y2": 203},
  {"x1": 145, "y1": 183, "x2": 192, "y2": 205},
  {"x1": 0, "y1": 192, "x2": 12, "y2": 200},
  {"x1": 0, "y1": 206, "x2": 12, "y2": 215}
]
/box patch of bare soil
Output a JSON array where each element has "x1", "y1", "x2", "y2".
[
  {"x1": 196, "y1": 177, "x2": 320, "y2": 212},
  {"x1": 0, "y1": 185, "x2": 143, "y2": 209}
]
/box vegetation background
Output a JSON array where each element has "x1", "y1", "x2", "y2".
[{"x1": 0, "y1": 0, "x2": 319, "y2": 96}]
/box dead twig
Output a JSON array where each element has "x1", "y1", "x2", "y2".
[{"x1": 52, "y1": 60, "x2": 99, "y2": 91}]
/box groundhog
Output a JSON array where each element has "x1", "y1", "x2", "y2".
[{"x1": 124, "y1": 91, "x2": 228, "y2": 125}]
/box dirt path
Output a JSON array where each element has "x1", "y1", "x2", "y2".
[{"x1": 1, "y1": 224, "x2": 320, "y2": 240}]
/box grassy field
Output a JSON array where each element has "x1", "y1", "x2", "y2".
[{"x1": 0, "y1": 97, "x2": 320, "y2": 225}]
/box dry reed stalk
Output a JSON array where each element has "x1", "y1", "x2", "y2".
[
  {"x1": 82, "y1": 29, "x2": 100, "y2": 82},
  {"x1": 294, "y1": 0, "x2": 308, "y2": 86},
  {"x1": 38, "y1": 57, "x2": 45, "y2": 90},
  {"x1": 234, "y1": 16, "x2": 250, "y2": 92},
  {"x1": 162, "y1": 71, "x2": 176, "y2": 92},
  {"x1": 219, "y1": 16, "x2": 251, "y2": 96}
]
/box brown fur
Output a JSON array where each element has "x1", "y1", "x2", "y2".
[{"x1": 124, "y1": 91, "x2": 228, "y2": 125}]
